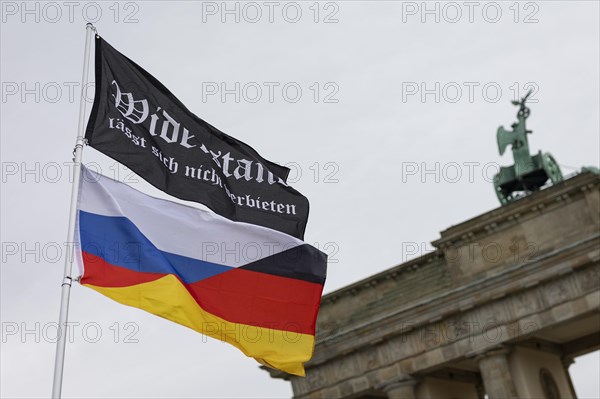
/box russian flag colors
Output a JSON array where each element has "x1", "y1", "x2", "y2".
[
  {"x1": 78, "y1": 34, "x2": 327, "y2": 377},
  {"x1": 75, "y1": 168, "x2": 327, "y2": 375}
]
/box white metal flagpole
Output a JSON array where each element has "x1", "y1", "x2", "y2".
[{"x1": 52, "y1": 22, "x2": 96, "y2": 399}]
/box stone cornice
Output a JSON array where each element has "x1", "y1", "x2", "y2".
[
  {"x1": 321, "y1": 250, "x2": 445, "y2": 306},
  {"x1": 310, "y1": 235, "x2": 599, "y2": 367},
  {"x1": 319, "y1": 172, "x2": 598, "y2": 309},
  {"x1": 289, "y1": 262, "x2": 599, "y2": 397},
  {"x1": 433, "y1": 172, "x2": 599, "y2": 249},
  {"x1": 263, "y1": 173, "x2": 600, "y2": 392}
]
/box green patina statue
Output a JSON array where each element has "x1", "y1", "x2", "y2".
[{"x1": 494, "y1": 91, "x2": 563, "y2": 204}]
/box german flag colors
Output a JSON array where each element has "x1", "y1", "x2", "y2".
[{"x1": 75, "y1": 167, "x2": 327, "y2": 376}]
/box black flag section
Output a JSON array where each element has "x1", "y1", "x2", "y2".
[{"x1": 86, "y1": 36, "x2": 309, "y2": 239}]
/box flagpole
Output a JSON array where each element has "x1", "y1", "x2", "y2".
[{"x1": 52, "y1": 22, "x2": 95, "y2": 399}]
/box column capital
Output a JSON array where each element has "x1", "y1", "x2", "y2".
[
  {"x1": 561, "y1": 355, "x2": 575, "y2": 368},
  {"x1": 381, "y1": 377, "x2": 418, "y2": 392},
  {"x1": 475, "y1": 344, "x2": 513, "y2": 363},
  {"x1": 377, "y1": 375, "x2": 419, "y2": 399},
  {"x1": 561, "y1": 355, "x2": 578, "y2": 397},
  {"x1": 476, "y1": 344, "x2": 518, "y2": 399}
]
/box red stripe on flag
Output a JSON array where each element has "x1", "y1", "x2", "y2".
[
  {"x1": 81, "y1": 251, "x2": 164, "y2": 286},
  {"x1": 187, "y1": 267, "x2": 323, "y2": 335},
  {"x1": 81, "y1": 251, "x2": 323, "y2": 335}
]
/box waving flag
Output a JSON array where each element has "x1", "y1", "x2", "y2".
[
  {"x1": 75, "y1": 167, "x2": 326, "y2": 375},
  {"x1": 85, "y1": 36, "x2": 309, "y2": 239}
]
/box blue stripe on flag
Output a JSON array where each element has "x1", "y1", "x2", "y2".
[{"x1": 79, "y1": 210, "x2": 233, "y2": 284}]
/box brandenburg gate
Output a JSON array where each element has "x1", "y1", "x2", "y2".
[{"x1": 265, "y1": 95, "x2": 600, "y2": 398}]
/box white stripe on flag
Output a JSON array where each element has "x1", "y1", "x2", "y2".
[{"x1": 77, "y1": 166, "x2": 303, "y2": 268}]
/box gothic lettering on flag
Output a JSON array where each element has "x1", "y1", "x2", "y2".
[
  {"x1": 85, "y1": 36, "x2": 309, "y2": 239},
  {"x1": 112, "y1": 80, "x2": 148, "y2": 124}
]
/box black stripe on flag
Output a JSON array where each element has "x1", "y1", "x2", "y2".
[
  {"x1": 85, "y1": 36, "x2": 310, "y2": 239},
  {"x1": 240, "y1": 244, "x2": 327, "y2": 285}
]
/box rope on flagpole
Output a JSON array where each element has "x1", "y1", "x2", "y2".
[{"x1": 52, "y1": 22, "x2": 95, "y2": 399}]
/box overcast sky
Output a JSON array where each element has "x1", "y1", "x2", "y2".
[{"x1": 1, "y1": 1, "x2": 599, "y2": 398}]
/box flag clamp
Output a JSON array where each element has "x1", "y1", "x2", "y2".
[{"x1": 72, "y1": 138, "x2": 87, "y2": 160}]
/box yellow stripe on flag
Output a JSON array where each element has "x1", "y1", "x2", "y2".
[{"x1": 83, "y1": 274, "x2": 314, "y2": 376}]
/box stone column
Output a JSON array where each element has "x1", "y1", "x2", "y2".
[
  {"x1": 475, "y1": 380, "x2": 486, "y2": 399},
  {"x1": 382, "y1": 377, "x2": 418, "y2": 399},
  {"x1": 562, "y1": 356, "x2": 578, "y2": 398},
  {"x1": 476, "y1": 347, "x2": 518, "y2": 399}
]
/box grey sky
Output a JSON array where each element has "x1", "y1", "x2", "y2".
[{"x1": 1, "y1": 1, "x2": 598, "y2": 398}]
